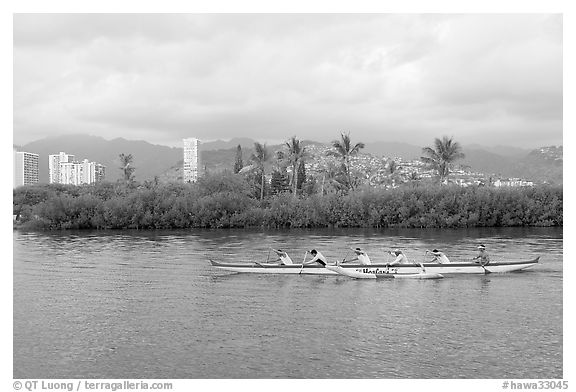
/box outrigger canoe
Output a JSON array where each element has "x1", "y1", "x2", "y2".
[{"x1": 209, "y1": 257, "x2": 539, "y2": 276}]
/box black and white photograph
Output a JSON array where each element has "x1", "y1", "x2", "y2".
[{"x1": 10, "y1": 8, "x2": 567, "y2": 389}]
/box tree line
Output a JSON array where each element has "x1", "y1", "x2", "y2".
[
  {"x1": 13, "y1": 176, "x2": 562, "y2": 230},
  {"x1": 114, "y1": 133, "x2": 467, "y2": 195},
  {"x1": 230, "y1": 133, "x2": 468, "y2": 197}
]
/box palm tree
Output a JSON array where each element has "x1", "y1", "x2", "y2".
[
  {"x1": 420, "y1": 136, "x2": 465, "y2": 184},
  {"x1": 385, "y1": 159, "x2": 402, "y2": 187},
  {"x1": 233, "y1": 144, "x2": 244, "y2": 174},
  {"x1": 327, "y1": 132, "x2": 365, "y2": 190},
  {"x1": 284, "y1": 136, "x2": 307, "y2": 198},
  {"x1": 249, "y1": 142, "x2": 272, "y2": 201},
  {"x1": 319, "y1": 161, "x2": 346, "y2": 194},
  {"x1": 119, "y1": 153, "x2": 135, "y2": 183},
  {"x1": 407, "y1": 171, "x2": 421, "y2": 188}
]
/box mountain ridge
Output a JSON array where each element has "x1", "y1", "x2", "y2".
[{"x1": 18, "y1": 135, "x2": 562, "y2": 184}]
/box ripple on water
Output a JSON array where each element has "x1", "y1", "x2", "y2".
[{"x1": 13, "y1": 227, "x2": 563, "y2": 379}]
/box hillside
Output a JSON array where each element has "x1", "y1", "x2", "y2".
[
  {"x1": 365, "y1": 142, "x2": 562, "y2": 183},
  {"x1": 460, "y1": 148, "x2": 518, "y2": 176},
  {"x1": 509, "y1": 146, "x2": 563, "y2": 184},
  {"x1": 200, "y1": 137, "x2": 256, "y2": 151},
  {"x1": 363, "y1": 141, "x2": 422, "y2": 160}
]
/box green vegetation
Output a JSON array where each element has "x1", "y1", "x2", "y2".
[
  {"x1": 119, "y1": 153, "x2": 136, "y2": 183},
  {"x1": 13, "y1": 135, "x2": 562, "y2": 231},
  {"x1": 248, "y1": 142, "x2": 272, "y2": 201},
  {"x1": 421, "y1": 136, "x2": 465, "y2": 184},
  {"x1": 233, "y1": 145, "x2": 244, "y2": 174},
  {"x1": 285, "y1": 136, "x2": 308, "y2": 198},
  {"x1": 13, "y1": 173, "x2": 562, "y2": 230},
  {"x1": 327, "y1": 132, "x2": 365, "y2": 190}
]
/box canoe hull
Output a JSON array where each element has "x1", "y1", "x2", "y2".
[{"x1": 209, "y1": 257, "x2": 540, "y2": 276}]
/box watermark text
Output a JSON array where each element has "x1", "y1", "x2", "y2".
[
  {"x1": 502, "y1": 380, "x2": 568, "y2": 390},
  {"x1": 13, "y1": 380, "x2": 173, "y2": 392}
]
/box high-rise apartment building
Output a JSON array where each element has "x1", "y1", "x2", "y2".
[
  {"x1": 59, "y1": 159, "x2": 106, "y2": 185},
  {"x1": 48, "y1": 150, "x2": 105, "y2": 186},
  {"x1": 59, "y1": 162, "x2": 77, "y2": 185},
  {"x1": 93, "y1": 162, "x2": 106, "y2": 183},
  {"x1": 13, "y1": 149, "x2": 39, "y2": 188},
  {"x1": 183, "y1": 138, "x2": 202, "y2": 183},
  {"x1": 49, "y1": 152, "x2": 75, "y2": 183}
]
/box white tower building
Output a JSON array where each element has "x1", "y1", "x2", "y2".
[
  {"x1": 49, "y1": 152, "x2": 75, "y2": 184},
  {"x1": 59, "y1": 159, "x2": 106, "y2": 185},
  {"x1": 13, "y1": 150, "x2": 39, "y2": 188},
  {"x1": 183, "y1": 138, "x2": 202, "y2": 183}
]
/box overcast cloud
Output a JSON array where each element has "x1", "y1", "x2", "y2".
[{"x1": 13, "y1": 13, "x2": 562, "y2": 148}]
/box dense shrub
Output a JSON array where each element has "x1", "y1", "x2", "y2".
[{"x1": 13, "y1": 175, "x2": 563, "y2": 230}]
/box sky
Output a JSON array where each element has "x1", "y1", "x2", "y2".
[{"x1": 13, "y1": 13, "x2": 563, "y2": 148}]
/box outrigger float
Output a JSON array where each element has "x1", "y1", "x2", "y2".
[
  {"x1": 323, "y1": 264, "x2": 444, "y2": 279},
  {"x1": 209, "y1": 257, "x2": 539, "y2": 279}
]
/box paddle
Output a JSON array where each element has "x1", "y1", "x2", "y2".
[
  {"x1": 299, "y1": 251, "x2": 308, "y2": 275},
  {"x1": 267, "y1": 247, "x2": 283, "y2": 264},
  {"x1": 414, "y1": 262, "x2": 426, "y2": 274},
  {"x1": 384, "y1": 251, "x2": 394, "y2": 273},
  {"x1": 339, "y1": 249, "x2": 353, "y2": 266},
  {"x1": 425, "y1": 249, "x2": 443, "y2": 265},
  {"x1": 471, "y1": 258, "x2": 491, "y2": 274},
  {"x1": 415, "y1": 251, "x2": 427, "y2": 274}
]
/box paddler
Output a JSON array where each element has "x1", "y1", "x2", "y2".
[
  {"x1": 387, "y1": 249, "x2": 408, "y2": 266},
  {"x1": 303, "y1": 249, "x2": 329, "y2": 266},
  {"x1": 341, "y1": 247, "x2": 372, "y2": 265},
  {"x1": 426, "y1": 249, "x2": 451, "y2": 264},
  {"x1": 271, "y1": 249, "x2": 294, "y2": 265},
  {"x1": 472, "y1": 244, "x2": 490, "y2": 265}
]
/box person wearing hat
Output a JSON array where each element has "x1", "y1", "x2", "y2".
[
  {"x1": 341, "y1": 247, "x2": 372, "y2": 265},
  {"x1": 303, "y1": 249, "x2": 328, "y2": 266},
  {"x1": 387, "y1": 249, "x2": 408, "y2": 266},
  {"x1": 271, "y1": 249, "x2": 294, "y2": 265},
  {"x1": 472, "y1": 244, "x2": 490, "y2": 265},
  {"x1": 426, "y1": 249, "x2": 451, "y2": 264}
]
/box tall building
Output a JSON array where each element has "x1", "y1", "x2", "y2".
[
  {"x1": 59, "y1": 162, "x2": 78, "y2": 185},
  {"x1": 13, "y1": 150, "x2": 39, "y2": 188},
  {"x1": 93, "y1": 162, "x2": 106, "y2": 183},
  {"x1": 183, "y1": 138, "x2": 202, "y2": 183},
  {"x1": 49, "y1": 152, "x2": 75, "y2": 183},
  {"x1": 59, "y1": 159, "x2": 106, "y2": 185}
]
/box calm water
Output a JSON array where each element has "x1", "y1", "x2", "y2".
[{"x1": 13, "y1": 227, "x2": 563, "y2": 379}]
